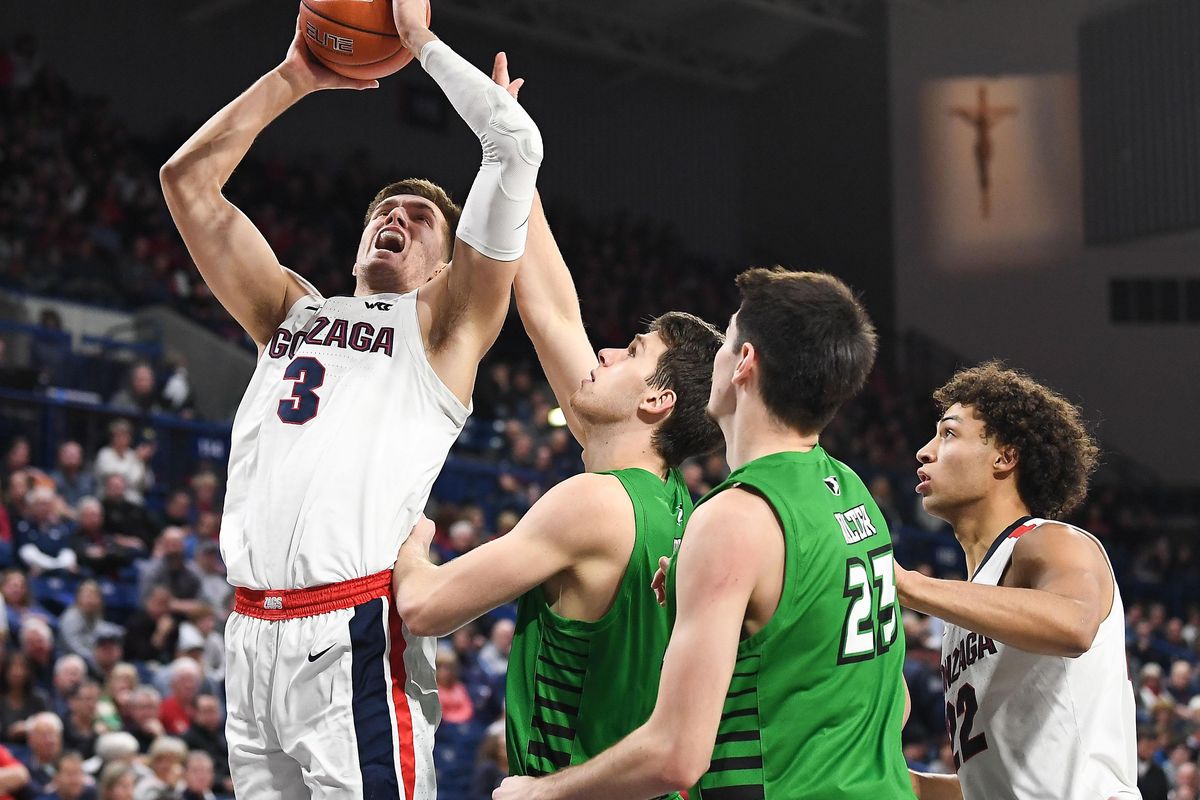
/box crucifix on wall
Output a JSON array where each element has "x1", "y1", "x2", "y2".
[{"x1": 950, "y1": 85, "x2": 1018, "y2": 218}]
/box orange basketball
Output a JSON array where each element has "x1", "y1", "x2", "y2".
[{"x1": 298, "y1": 0, "x2": 431, "y2": 80}]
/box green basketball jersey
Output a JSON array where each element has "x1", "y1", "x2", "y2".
[
  {"x1": 667, "y1": 448, "x2": 915, "y2": 799},
  {"x1": 507, "y1": 466, "x2": 690, "y2": 783}
]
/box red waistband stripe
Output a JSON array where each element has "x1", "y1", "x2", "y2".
[{"x1": 233, "y1": 569, "x2": 393, "y2": 620}]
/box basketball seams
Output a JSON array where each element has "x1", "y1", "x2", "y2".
[{"x1": 300, "y1": 1, "x2": 400, "y2": 38}]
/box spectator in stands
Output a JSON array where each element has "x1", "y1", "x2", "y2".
[
  {"x1": 88, "y1": 628, "x2": 124, "y2": 687},
  {"x1": 29, "y1": 309, "x2": 71, "y2": 391},
  {"x1": 19, "y1": 619, "x2": 55, "y2": 694},
  {"x1": 181, "y1": 695, "x2": 229, "y2": 795},
  {"x1": 160, "y1": 492, "x2": 192, "y2": 531},
  {"x1": 0, "y1": 742, "x2": 29, "y2": 800},
  {"x1": 39, "y1": 749, "x2": 94, "y2": 800},
  {"x1": 157, "y1": 659, "x2": 200, "y2": 737},
  {"x1": 94, "y1": 422, "x2": 152, "y2": 505},
  {"x1": 133, "y1": 735, "x2": 185, "y2": 800},
  {"x1": 436, "y1": 649, "x2": 474, "y2": 725},
  {"x1": 475, "y1": 619, "x2": 514, "y2": 681},
  {"x1": 50, "y1": 655, "x2": 87, "y2": 719},
  {"x1": 51, "y1": 443, "x2": 95, "y2": 512},
  {"x1": 192, "y1": 513, "x2": 220, "y2": 550},
  {"x1": 21, "y1": 711, "x2": 63, "y2": 795},
  {"x1": 1140, "y1": 663, "x2": 1171, "y2": 710},
  {"x1": 191, "y1": 544, "x2": 227, "y2": 616},
  {"x1": 1, "y1": 570, "x2": 52, "y2": 640},
  {"x1": 0, "y1": 652, "x2": 47, "y2": 744},
  {"x1": 96, "y1": 664, "x2": 137, "y2": 734},
  {"x1": 470, "y1": 724, "x2": 508, "y2": 800},
  {"x1": 2, "y1": 472, "x2": 30, "y2": 543},
  {"x1": 122, "y1": 587, "x2": 175, "y2": 666},
  {"x1": 176, "y1": 609, "x2": 221, "y2": 687},
  {"x1": 109, "y1": 363, "x2": 164, "y2": 417},
  {"x1": 15, "y1": 486, "x2": 77, "y2": 576},
  {"x1": 122, "y1": 687, "x2": 163, "y2": 754},
  {"x1": 98, "y1": 477, "x2": 155, "y2": 550},
  {"x1": 62, "y1": 680, "x2": 101, "y2": 760},
  {"x1": 441, "y1": 520, "x2": 480, "y2": 562},
  {"x1": 1168, "y1": 660, "x2": 1197, "y2": 705},
  {"x1": 179, "y1": 750, "x2": 215, "y2": 800},
  {"x1": 1155, "y1": 618, "x2": 1194, "y2": 666},
  {"x1": 1177, "y1": 763, "x2": 1200, "y2": 800},
  {"x1": 58, "y1": 582, "x2": 105, "y2": 662},
  {"x1": 98, "y1": 761, "x2": 136, "y2": 800},
  {"x1": 187, "y1": 474, "x2": 219, "y2": 520},
  {"x1": 493, "y1": 509, "x2": 519, "y2": 540},
  {"x1": 72, "y1": 497, "x2": 144, "y2": 578},
  {"x1": 2, "y1": 440, "x2": 31, "y2": 487},
  {"x1": 139, "y1": 528, "x2": 202, "y2": 616}
]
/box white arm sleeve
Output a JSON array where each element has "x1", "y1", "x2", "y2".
[{"x1": 419, "y1": 39, "x2": 543, "y2": 262}]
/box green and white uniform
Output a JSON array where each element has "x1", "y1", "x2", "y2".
[
  {"x1": 668, "y1": 448, "x2": 915, "y2": 799},
  {"x1": 507, "y1": 467, "x2": 690, "y2": 790}
]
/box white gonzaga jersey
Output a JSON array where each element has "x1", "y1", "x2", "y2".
[
  {"x1": 941, "y1": 517, "x2": 1140, "y2": 800},
  {"x1": 222, "y1": 278, "x2": 469, "y2": 590}
]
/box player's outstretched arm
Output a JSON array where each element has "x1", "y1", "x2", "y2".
[
  {"x1": 393, "y1": 472, "x2": 631, "y2": 636},
  {"x1": 487, "y1": 53, "x2": 594, "y2": 442},
  {"x1": 396, "y1": 6, "x2": 544, "y2": 405},
  {"x1": 513, "y1": 191, "x2": 598, "y2": 445},
  {"x1": 896, "y1": 524, "x2": 1111, "y2": 657},
  {"x1": 160, "y1": 20, "x2": 376, "y2": 346},
  {"x1": 494, "y1": 490, "x2": 774, "y2": 800},
  {"x1": 477, "y1": 55, "x2": 595, "y2": 441}
]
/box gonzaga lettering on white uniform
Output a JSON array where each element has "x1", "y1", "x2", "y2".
[
  {"x1": 941, "y1": 517, "x2": 1140, "y2": 800},
  {"x1": 222, "y1": 278, "x2": 467, "y2": 800}
]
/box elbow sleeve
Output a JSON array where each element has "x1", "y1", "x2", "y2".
[{"x1": 419, "y1": 39, "x2": 543, "y2": 261}]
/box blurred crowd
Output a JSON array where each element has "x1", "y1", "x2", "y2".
[{"x1": 3, "y1": 32, "x2": 1200, "y2": 800}]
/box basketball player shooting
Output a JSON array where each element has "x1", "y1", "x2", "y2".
[
  {"x1": 158, "y1": 1, "x2": 543, "y2": 796},
  {"x1": 899, "y1": 363, "x2": 1139, "y2": 800}
]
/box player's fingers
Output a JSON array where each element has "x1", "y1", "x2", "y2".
[
  {"x1": 508, "y1": 77, "x2": 524, "y2": 99},
  {"x1": 492, "y1": 52, "x2": 509, "y2": 85},
  {"x1": 659, "y1": 556, "x2": 670, "y2": 571}
]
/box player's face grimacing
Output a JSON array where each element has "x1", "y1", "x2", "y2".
[
  {"x1": 570, "y1": 331, "x2": 670, "y2": 426},
  {"x1": 354, "y1": 194, "x2": 451, "y2": 293},
  {"x1": 915, "y1": 402, "x2": 1006, "y2": 520},
  {"x1": 705, "y1": 313, "x2": 741, "y2": 421}
]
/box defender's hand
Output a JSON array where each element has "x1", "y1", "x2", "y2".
[
  {"x1": 651, "y1": 556, "x2": 670, "y2": 607},
  {"x1": 401, "y1": 514, "x2": 436, "y2": 558},
  {"x1": 894, "y1": 561, "x2": 920, "y2": 607},
  {"x1": 491, "y1": 52, "x2": 525, "y2": 99},
  {"x1": 494, "y1": 776, "x2": 540, "y2": 800},
  {"x1": 277, "y1": 17, "x2": 379, "y2": 96}
]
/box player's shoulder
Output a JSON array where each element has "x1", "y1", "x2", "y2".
[
  {"x1": 536, "y1": 472, "x2": 631, "y2": 520},
  {"x1": 528, "y1": 472, "x2": 635, "y2": 555},
  {"x1": 1011, "y1": 520, "x2": 1109, "y2": 570},
  {"x1": 691, "y1": 485, "x2": 778, "y2": 538}
]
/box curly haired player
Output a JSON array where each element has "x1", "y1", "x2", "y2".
[{"x1": 900, "y1": 362, "x2": 1138, "y2": 800}]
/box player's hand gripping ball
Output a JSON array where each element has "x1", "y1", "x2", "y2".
[{"x1": 298, "y1": 0, "x2": 431, "y2": 80}]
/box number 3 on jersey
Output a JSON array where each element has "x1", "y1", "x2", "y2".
[
  {"x1": 837, "y1": 545, "x2": 898, "y2": 663},
  {"x1": 277, "y1": 357, "x2": 326, "y2": 425}
]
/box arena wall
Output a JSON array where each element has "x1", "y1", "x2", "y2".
[{"x1": 890, "y1": 0, "x2": 1200, "y2": 483}]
